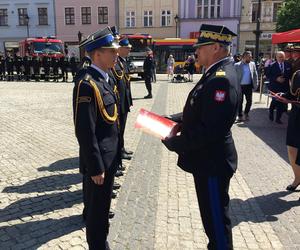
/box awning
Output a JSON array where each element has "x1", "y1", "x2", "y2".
[{"x1": 272, "y1": 29, "x2": 300, "y2": 44}]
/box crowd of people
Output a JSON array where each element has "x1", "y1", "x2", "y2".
[{"x1": 0, "y1": 52, "x2": 79, "y2": 82}]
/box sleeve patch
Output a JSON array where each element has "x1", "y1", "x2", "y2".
[
  {"x1": 214, "y1": 90, "x2": 226, "y2": 102},
  {"x1": 78, "y1": 96, "x2": 92, "y2": 103}
]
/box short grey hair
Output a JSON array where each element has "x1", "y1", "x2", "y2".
[{"x1": 219, "y1": 43, "x2": 231, "y2": 55}]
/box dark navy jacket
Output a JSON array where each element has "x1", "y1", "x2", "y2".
[
  {"x1": 267, "y1": 61, "x2": 292, "y2": 93},
  {"x1": 166, "y1": 58, "x2": 240, "y2": 176},
  {"x1": 73, "y1": 66, "x2": 120, "y2": 176}
]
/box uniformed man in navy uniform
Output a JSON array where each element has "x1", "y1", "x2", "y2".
[
  {"x1": 162, "y1": 24, "x2": 241, "y2": 250},
  {"x1": 111, "y1": 37, "x2": 133, "y2": 160},
  {"x1": 73, "y1": 27, "x2": 120, "y2": 250}
]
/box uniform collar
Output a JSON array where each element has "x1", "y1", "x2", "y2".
[
  {"x1": 90, "y1": 64, "x2": 109, "y2": 83},
  {"x1": 205, "y1": 57, "x2": 229, "y2": 73}
]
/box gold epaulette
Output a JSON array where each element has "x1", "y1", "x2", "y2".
[
  {"x1": 216, "y1": 70, "x2": 226, "y2": 77},
  {"x1": 291, "y1": 70, "x2": 300, "y2": 97},
  {"x1": 74, "y1": 78, "x2": 118, "y2": 131}
]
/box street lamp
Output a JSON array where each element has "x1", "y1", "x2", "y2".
[
  {"x1": 78, "y1": 31, "x2": 83, "y2": 60},
  {"x1": 25, "y1": 15, "x2": 30, "y2": 38},
  {"x1": 174, "y1": 14, "x2": 180, "y2": 38},
  {"x1": 253, "y1": 0, "x2": 262, "y2": 65}
]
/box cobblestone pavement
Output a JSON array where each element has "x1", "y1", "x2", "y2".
[{"x1": 0, "y1": 75, "x2": 300, "y2": 249}]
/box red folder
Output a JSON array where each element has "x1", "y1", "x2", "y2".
[{"x1": 135, "y1": 108, "x2": 177, "y2": 139}]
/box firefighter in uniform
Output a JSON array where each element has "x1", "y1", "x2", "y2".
[
  {"x1": 60, "y1": 56, "x2": 69, "y2": 82},
  {"x1": 5, "y1": 53, "x2": 14, "y2": 81},
  {"x1": 52, "y1": 56, "x2": 60, "y2": 82},
  {"x1": 162, "y1": 24, "x2": 241, "y2": 250},
  {"x1": 23, "y1": 55, "x2": 32, "y2": 81},
  {"x1": 70, "y1": 53, "x2": 78, "y2": 80},
  {"x1": 33, "y1": 56, "x2": 41, "y2": 81},
  {"x1": 43, "y1": 55, "x2": 51, "y2": 81},
  {"x1": 111, "y1": 37, "x2": 134, "y2": 160},
  {"x1": 0, "y1": 53, "x2": 5, "y2": 81},
  {"x1": 73, "y1": 27, "x2": 120, "y2": 250},
  {"x1": 14, "y1": 53, "x2": 23, "y2": 81}
]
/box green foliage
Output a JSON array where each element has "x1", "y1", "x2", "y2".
[{"x1": 276, "y1": 0, "x2": 300, "y2": 32}]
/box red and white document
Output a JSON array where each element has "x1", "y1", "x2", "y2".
[{"x1": 135, "y1": 108, "x2": 177, "y2": 139}]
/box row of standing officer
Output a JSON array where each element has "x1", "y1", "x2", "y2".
[
  {"x1": 73, "y1": 26, "x2": 133, "y2": 250},
  {"x1": 0, "y1": 53, "x2": 78, "y2": 82}
]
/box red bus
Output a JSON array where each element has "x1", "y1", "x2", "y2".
[{"x1": 19, "y1": 37, "x2": 64, "y2": 58}]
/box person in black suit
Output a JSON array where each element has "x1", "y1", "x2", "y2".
[
  {"x1": 73, "y1": 27, "x2": 121, "y2": 250},
  {"x1": 111, "y1": 37, "x2": 133, "y2": 160},
  {"x1": 162, "y1": 24, "x2": 240, "y2": 250},
  {"x1": 143, "y1": 48, "x2": 154, "y2": 98},
  {"x1": 267, "y1": 51, "x2": 292, "y2": 124}
]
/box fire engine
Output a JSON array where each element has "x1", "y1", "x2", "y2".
[{"x1": 19, "y1": 37, "x2": 64, "y2": 58}]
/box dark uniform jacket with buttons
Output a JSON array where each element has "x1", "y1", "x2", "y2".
[
  {"x1": 167, "y1": 58, "x2": 240, "y2": 176},
  {"x1": 112, "y1": 57, "x2": 133, "y2": 115},
  {"x1": 73, "y1": 66, "x2": 120, "y2": 176}
]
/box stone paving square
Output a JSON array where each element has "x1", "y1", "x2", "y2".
[{"x1": 0, "y1": 75, "x2": 300, "y2": 249}]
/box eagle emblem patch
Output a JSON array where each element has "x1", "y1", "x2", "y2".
[{"x1": 214, "y1": 90, "x2": 226, "y2": 102}]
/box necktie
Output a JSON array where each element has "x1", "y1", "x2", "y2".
[{"x1": 280, "y1": 63, "x2": 284, "y2": 74}]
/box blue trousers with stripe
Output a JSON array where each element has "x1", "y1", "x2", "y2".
[{"x1": 193, "y1": 174, "x2": 233, "y2": 250}]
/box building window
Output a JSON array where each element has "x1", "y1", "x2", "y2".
[
  {"x1": 252, "y1": 3, "x2": 259, "y2": 22},
  {"x1": 273, "y1": 2, "x2": 282, "y2": 22},
  {"x1": 126, "y1": 11, "x2": 135, "y2": 27},
  {"x1": 144, "y1": 10, "x2": 153, "y2": 27},
  {"x1": 197, "y1": 0, "x2": 221, "y2": 18},
  {"x1": 0, "y1": 9, "x2": 8, "y2": 26},
  {"x1": 98, "y1": 7, "x2": 108, "y2": 24},
  {"x1": 38, "y1": 8, "x2": 48, "y2": 25},
  {"x1": 18, "y1": 8, "x2": 28, "y2": 26},
  {"x1": 161, "y1": 10, "x2": 171, "y2": 26},
  {"x1": 81, "y1": 7, "x2": 91, "y2": 24},
  {"x1": 65, "y1": 7, "x2": 75, "y2": 25}
]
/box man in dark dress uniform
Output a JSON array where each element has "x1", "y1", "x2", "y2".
[
  {"x1": 14, "y1": 53, "x2": 23, "y2": 81},
  {"x1": 32, "y1": 56, "x2": 41, "y2": 81},
  {"x1": 143, "y1": 48, "x2": 154, "y2": 98},
  {"x1": 111, "y1": 37, "x2": 133, "y2": 160},
  {"x1": 5, "y1": 53, "x2": 14, "y2": 81},
  {"x1": 23, "y1": 55, "x2": 32, "y2": 81},
  {"x1": 162, "y1": 24, "x2": 240, "y2": 250},
  {"x1": 0, "y1": 53, "x2": 5, "y2": 81},
  {"x1": 52, "y1": 56, "x2": 60, "y2": 82},
  {"x1": 73, "y1": 27, "x2": 120, "y2": 250}
]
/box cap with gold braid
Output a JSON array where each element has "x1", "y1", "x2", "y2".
[
  {"x1": 193, "y1": 24, "x2": 237, "y2": 48},
  {"x1": 79, "y1": 26, "x2": 120, "y2": 52}
]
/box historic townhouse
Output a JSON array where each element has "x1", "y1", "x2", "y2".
[
  {"x1": 0, "y1": 0, "x2": 55, "y2": 53},
  {"x1": 179, "y1": 0, "x2": 241, "y2": 54},
  {"x1": 119, "y1": 0, "x2": 179, "y2": 39},
  {"x1": 54, "y1": 0, "x2": 117, "y2": 56},
  {"x1": 239, "y1": 0, "x2": 283, "y2": 55}
]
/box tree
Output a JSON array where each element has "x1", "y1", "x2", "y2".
[{"x1": 276, "y1": 0, "x2": 300, "y2": 32}]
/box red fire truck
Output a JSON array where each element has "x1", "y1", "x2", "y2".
[{"x1": 19, "y1": 37, "x2": 64, "y2": 58}]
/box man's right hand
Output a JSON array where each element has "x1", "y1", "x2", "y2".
[{"x1": 91, "y1": 172, "x2": 105, "y2": 185}]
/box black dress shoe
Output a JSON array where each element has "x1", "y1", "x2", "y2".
[
  {"x1": 275, "y1": 119, "x2": 283, "y2": 124},
  {"x1": 111, "y1": 190, "x2": 117, "y2": 199},
  {"x1": 286, "y1": 183, "x2": 300, "y2": 191},
  {"x1": 123, "y1": 149, "x2": 133, "y2": 155},
  {"x1": 121, "y1": 152, "x2": 132, "y2": 160},
  {"x1": 144, "y1": 94, "x2": 153, "y2": 99},
  {"x1": 113, "y1": 183, "x2": 121, "y2": 189},
  {"x1": 109, "y1": 211, "x2": 115, "y2": 219},
  {"x1": 115, "y1": 170, "x2": 124, "y2": 177},
  {"x1": 118, "y1": 165, "x2": 126, "y2": 171}
]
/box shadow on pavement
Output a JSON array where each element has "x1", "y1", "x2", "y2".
[
  {"x1": 236, "y1": 107, "x2": 289, "y2": 163},
  {"x1": 0, "y1": 190, "x2": 82, "y2": 223},
  {"x1": 231, "y1": 191, "x2": 300, "y2": 227},
  {"x1": 38, "y1": 157, "x2": 79, "y2": 172},
  {"x1": 3, "y1": 173, "x2": 81, "y2": 193},
  {"x1": 0, "y1": 215, "x2": 83, "y2": 249}
]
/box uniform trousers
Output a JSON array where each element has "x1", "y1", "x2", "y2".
[
  {"x1": 238, "y1": 84, "x2": 253, "y2": 116},
  {"x1": 119, "y1": 112, "x2": 128, "y2": 150},
  {"x1": 84, "y1": 165, "x2": 117, "y2": 250},
  {"x1": 145, "y1": 76, "x2": 152, "y2": 95},
  {"x1": 193, "y1": 173, "x2": 233, "y2": 250}
]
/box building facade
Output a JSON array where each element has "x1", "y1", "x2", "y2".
[
  {"x1": 54, "y1": 0, "x2": 117, "y2": 56},
  {"x1": 239, "y1": 0, "x2": 283, "y2": 56},
  {"x1": 0, "y1": 0, "x2": 55, "y2": 53},
  {"x1": 179, "y1": 0, "x2": 241, "y2": 54},
  {"x1": 119, "y1": 0, "x2": 179, "y2": 39}
]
